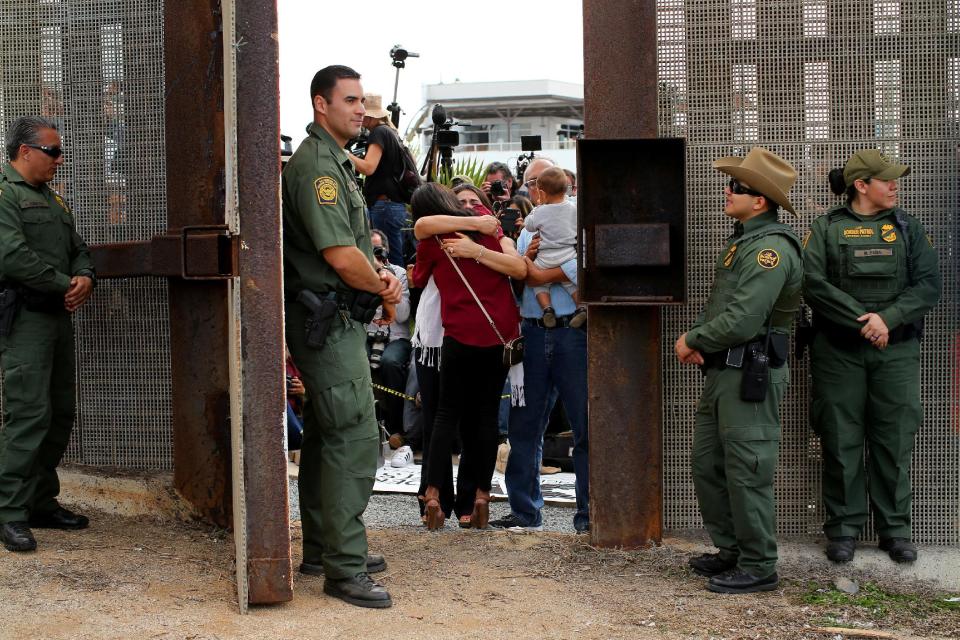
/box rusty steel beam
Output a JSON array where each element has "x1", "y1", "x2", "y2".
[
  {"x1": 90, "y1": 231, "x2": 238, "y2": 279},
  {"x1": 234, "y1": 0, "x2": 293, "y2": 605},
  {"x1": 583, "y1": 0, "x2": 663, "y2": 547},
  {"x1": 165, "y1": 0, "x2": 233, "y2": 527}
]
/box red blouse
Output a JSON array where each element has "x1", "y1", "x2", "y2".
[{"x1": 413, "y1": 232, "x2": 521, "y2": 348}]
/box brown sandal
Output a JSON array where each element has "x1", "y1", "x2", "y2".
[
  {"x1": 424, "y1": 486, "x2": 445, "y2": 530},
  {"x1": 471, "y1": 489, "x2": 491, "y2": 529}
]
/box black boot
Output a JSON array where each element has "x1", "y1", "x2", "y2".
[
  {"x1": 1, "y1": 521, "x2": 37, "y2": 552},
  {"x1": 300, "y1": 554, "x2": 386, "y2": 576},
  {"x1": 825, "y1": 537, "x2": 856, "y2": 563},
  {"x1": 29, "y1": 506, "x2": 89, "y2": 530},
  {"x1": 323, "y1": 572, "x2": 392, "y2": 608},
  {"x1": 707, "y1": 568, "x2": 779, "y2": 594},
  {"x1": 687, "y1": 552, "x2": 737, "y2": 577},
  {"x1": 879, "y1": 538, "x2": 917, "y2": 563}
]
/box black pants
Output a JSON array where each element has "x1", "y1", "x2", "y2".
[{"x1": 426, "y1": 337, "x2": 508, "y2": 504}]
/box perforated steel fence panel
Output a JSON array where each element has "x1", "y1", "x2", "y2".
[
  {"x1": 658, "y1": 0, "x2": 959, "y2": 544},
  {"x1": 0, "y1": 0, "x2": 172, "y2": 469}
]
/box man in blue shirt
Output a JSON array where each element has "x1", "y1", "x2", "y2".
[{"x1": 489, "y1": 158, "x2": 589, "y2": 533}]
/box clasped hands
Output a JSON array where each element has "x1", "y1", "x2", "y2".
[
  {"x1": 857, "y1": 312, "x2": 889, "y2": 350},
  {"x1": 64, "y1": 276, "x2": 93, "y2": 312}
]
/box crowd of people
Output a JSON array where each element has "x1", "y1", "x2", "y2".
[{"x1": 0, "y1": 61, "x2": 942, "y2": 612}]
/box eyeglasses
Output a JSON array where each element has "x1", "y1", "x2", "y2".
[
  {"x1": 524, "y1": 178, "x2": 538, "y2": 188},
  {"x1": 728, "y1": 178, "x2": 761, "y2": 196},
  {"x1": 24, "y1": 144, "x2": 63, "y2": 159}
]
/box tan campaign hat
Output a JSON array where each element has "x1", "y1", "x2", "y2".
[
  {"x1": 363, "y1": 94, "x2": 390, "y2": 120},
  {"x1": 843, "y1": 149, "x2": 910, "y2": 186},
  {"x1": 713, "y1": 147, "x2": 798, "y2": 216}
]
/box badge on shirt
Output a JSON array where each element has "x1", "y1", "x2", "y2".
[
  {"x1": 757, "y1": 249, "x2": 780, "y2": 269},
  {"x1": 881, "y1": 223, "x2": 897, "y2": 243},
  {"x1": 722, "y1": 244, "x2": 737, "y2": 268},
  {"x1": 314, "y1": 176, "x2": 338, "y2": 206},
  {"x1": 842, "y1": 226, "x2": 874, "y2": 238},
  {"x1": 53, "y1": 193, "x2": 70, "y2": 214}
]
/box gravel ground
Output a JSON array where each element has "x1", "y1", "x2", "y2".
[{"x1": 288, "y1": 477, "x2": 578, "y2": 533}]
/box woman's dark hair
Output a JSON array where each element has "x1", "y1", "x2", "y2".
[
  {"x1": 510, "y1": 195, "x2": 533, "y2": 218},
  {"x1": 452, "y1": 183, "x2": 493, "y2": 211},
  {"x1": 829, "y1": 167, "x2": 869, "y2": 205},
  {"x1": 410, "y1": 182, "x2": 472, "y2": 222}
]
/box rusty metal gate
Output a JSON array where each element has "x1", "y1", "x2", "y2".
[
  {"x1": 656, "y1": 0, "x2": 960, "y2": 544},
  {"x1": 0, "y1": 0, "x2": 291, "y2": 606}
]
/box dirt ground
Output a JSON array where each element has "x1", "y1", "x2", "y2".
[{"x1": 0, "y1": 510, "x2": 957, "y2": 640}]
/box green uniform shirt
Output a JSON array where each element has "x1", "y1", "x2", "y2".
[
  {"x1": 0, "y1": 164, "x2": 94, "y2": 292},
  {"x1": 282, "y1": 123, "x2": 374, "y2": 294},
  {"x1": 686, "y1": 210, "x2": 802, "y2": 354},
  {"x1": 802, "y1": 205, "x2": 941, "y2": 331}
]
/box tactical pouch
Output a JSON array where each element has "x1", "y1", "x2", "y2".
[
  {"x1": 740, "y1": 346, "x2": 770, "y2": 402},
  {"x1": 298, "y1": 290, "x2": 338, "y2": 349},
  {"x1": 0, "y1": 288, "x2": 21, "y2": 337},
  {"x1": 349, "y1": 291, "x2": 383, "y2": 325}
]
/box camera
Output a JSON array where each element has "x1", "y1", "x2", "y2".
[
  {"x1": 499, "y1": 207, "x2": 522, "y2": 237},
  {"x1": 424, "y1": 104, "x2": 469, "y2": 181},
  {"x1": 367, "y1": 325, "x2": 390, "y2": 369},
  {"x1": 516, "y1": 135, "x2": 542, "y2": 185},
  {"x1": 489, "y1": 179, "x2": 507, "y2": 198},
  {"x1": 373, "y1": 245, "x2": 389, "y2": 265},
  {"x1": 285, "y1": 374, "x2": 295, "y2": 392}
]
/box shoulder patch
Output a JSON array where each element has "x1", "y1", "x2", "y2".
[
  {"x1": 314, "y1": 176, "x2": 338, "y2": 206},
  {"x1": 757, "y1": 248, "x2": 780, "y2": 269}
]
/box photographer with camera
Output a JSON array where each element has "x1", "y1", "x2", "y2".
[
  {"x1": 348, "y1": 94, "x2": 410, "y2": 267},
  {"x1": 367, "y1": 230, "x2": 412, "y2": 461},
  {"x1": 482, "y1": 161, "x2": 516, "y2": 208}
]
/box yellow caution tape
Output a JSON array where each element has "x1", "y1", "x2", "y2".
[{"x1": 370, "y1": 382, "x2": 510, "y2": 401}]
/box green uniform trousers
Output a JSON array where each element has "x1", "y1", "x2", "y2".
[
  {"x1": 691, "y1": 364, "x2": 787, "y2": 578},
  {"x1": 810, "y1": 332, "x2": 921, "y2": 540},
  {"x1": 0, "y1": 309, "x2": 76, "y2": 524},
  {"x1": 285, "y1": 302, "x2": 379, "y2": 580}
]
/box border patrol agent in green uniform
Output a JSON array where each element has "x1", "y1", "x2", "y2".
[
  {"x1": 0, "y1": 116, "x2": 95, "y2": 553},
  {"x1": 282, "y1": 66, "x2": 402, "y2": 608},
  {"x1": 675, "y1": 147, "x2": 802, "y2": 594},
  {"x1": 803, "y1": 150, "x2": 941, "y2": 564}
]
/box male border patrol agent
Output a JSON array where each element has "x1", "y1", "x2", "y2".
[
  {"x1": 675, "y1": 147, "x2": 802, "y2": 594},
  {"x1": 282, "y1": 65, "x2": 401, "y2": 609},
  {"x1": 803, "y1": 150, "x2": 941, "y2": 564},
  {"x1": 0, "y1": 116, "x2": 95, "y2": 553}
]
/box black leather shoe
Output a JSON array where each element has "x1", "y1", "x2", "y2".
[
  {"x1": 300, "y1": 553, "x2": 386, "y2": 576},
  {"x1": 1, "y1": 521, "x2": 37, "y2": 552},
  {"x1": 688, "y1": 552, "x2": 738, "y2": 577},
  {"x1": 826, "y1": 537, "x2": 856, "y2": 563},
  {"x1": 323, "y1": 572, "x2": 392, "y2": 608},
  {"x1": 707, "y1": 568, "x2": 779, "y2": 594},
  {"x1": 29, "y1": 506, "x2": 89, "y2": 530},
  {"x1": 879, "y1": 537, "x2": 917, "y2": 563}
]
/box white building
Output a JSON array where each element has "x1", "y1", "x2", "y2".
[{"x1": 414, "y1": 79, "x2": 584, "y2": 174}]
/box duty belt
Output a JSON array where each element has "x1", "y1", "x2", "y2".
[{"x1": 702, "y1": 334, "x2": 789, "y2": 370}]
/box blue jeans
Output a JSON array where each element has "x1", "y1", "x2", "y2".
[
  {"x1": 368, "y1": 200, "x2": 408, "y2": 267},
  {"x1": 505, "y1": 321, "x2": 589, "y2": 529}
]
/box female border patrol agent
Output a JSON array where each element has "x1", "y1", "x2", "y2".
[
  {"x1": 675, "y1": 147, "x2": 802, "y2": 594},
  {"x1": 283, "y1": 65, "x2": 401, "y2": 608},
  {"x1": 803, "y1": 150, "x2": 941, "y2": 564}
]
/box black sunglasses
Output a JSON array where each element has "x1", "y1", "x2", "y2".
[
  {"x1": 728, "y1": 178, "x2": 762, "y2": 196},
  {"x1": 24, "y1": 143, "x2": 63, "y2": 159}
]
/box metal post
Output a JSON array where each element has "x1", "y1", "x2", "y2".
[
  {"x1": 582, "y1": 0, "x2": 663, "y2": 547},
  {"x1": 164, "y1": 0, "x2": 233, "y2": 527},
  {"x1": 234, "y1": 0, "x2": 293, "y2": 605}
]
